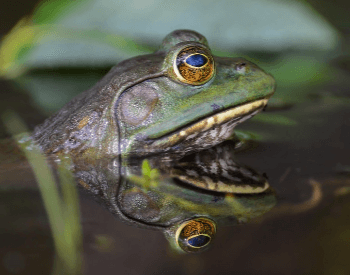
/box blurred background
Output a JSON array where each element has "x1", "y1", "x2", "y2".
[{"x1": 0, "y1": 0, "x2": 348, "y2": 120}]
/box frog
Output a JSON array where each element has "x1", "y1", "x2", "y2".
[
  {"x1": 31, "y1": 29, "x2": 275, "y2": 164},
  {"x1": 1, "y1": 30, "x2": 277, "y2": 254}
]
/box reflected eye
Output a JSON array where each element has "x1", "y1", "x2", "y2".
[
  {"x1": 187, "y1": 235, "x2": 211, "y2": 247},
  {"x1": 175, "y1": 217, "x2": 216, "y2": 253},
  {"x1": 174, "y1": 46, "x2": 215, "y2": 85}
]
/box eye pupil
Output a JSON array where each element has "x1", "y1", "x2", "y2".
[
  {"x1": 186, "y1": 54, "x2": 207, "y2": 67},
  {"x1": 187, "y1": 235, "x2": 210, "y2": 247}
]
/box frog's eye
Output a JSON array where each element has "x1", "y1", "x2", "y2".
[
  {"x1": 175, "y1": 217, "x2": 216, "y2": 253},
  {"x1": 174, "y1": 46, "x2": 215, "y2": 85}
]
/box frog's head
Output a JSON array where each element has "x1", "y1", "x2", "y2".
[
  {"x1": 118, "y1": 30, "x2": 275, "y2": 157},
  {"x1": 33, "y1": 30, "x2": 275, "y2": 161}
]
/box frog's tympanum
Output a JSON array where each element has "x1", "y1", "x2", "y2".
[
  {"x1": 29, "y1": 30, "x2": 276, "y2": 253},
  {"x1": 32, "y1": 30, "x2": 275, "y2": 161}
]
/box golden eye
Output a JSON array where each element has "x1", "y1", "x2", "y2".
[
  {"x1": 175, "y1": 217, "x2": 216, "y2": 253},
  {"x1": 174, "y1": 46, "x2": 215, "y2": 85}
]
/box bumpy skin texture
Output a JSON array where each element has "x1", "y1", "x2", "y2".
[
  {"x1": 33, "y1": 30, "x2": 275, "y2": 163},
  {"x1": 32, "y1": 54, "x2": 165, "y2": 163}
]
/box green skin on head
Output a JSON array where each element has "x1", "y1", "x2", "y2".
[{"x1": 32, "y1": 30, "x2": 275, "y2": 163}]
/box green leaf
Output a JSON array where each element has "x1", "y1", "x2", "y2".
[
  {"x1": 141, "y1": 159, "x2": 152, "y2": 179},
  {"x1": 1, "y1": 110, "x2": 83, "y2": 275}
]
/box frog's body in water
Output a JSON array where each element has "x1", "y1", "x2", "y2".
[
  {"x1": 5, "y1": 30, "x2": 277, "y2": 253},
  {"x1": 32, "y1": 30, "x2": 275, "y2": 162}
]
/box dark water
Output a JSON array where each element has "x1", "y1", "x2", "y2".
[{"x1": 1, "y1": 64, "x2": 350, "y2": 275}]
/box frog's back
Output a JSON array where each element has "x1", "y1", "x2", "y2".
[{"x1": 32, "y1": 53, "x2": 165, "y2": 159}]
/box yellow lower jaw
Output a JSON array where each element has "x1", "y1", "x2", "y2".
[
  {"x1": 152, "y1": 99, "x2": 268, "y2": 148},
  {"x1": 176, "y1": 175, "x2": 269, "y2": 193},
  {"x1": 180, "y1": 98, "x2": 267, "y2": 136}
]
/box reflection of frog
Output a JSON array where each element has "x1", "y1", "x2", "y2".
[
  {"x1": 109, "y1": 142, "x2": 276, "y2": 253},
  {"x1": 67, "y1": 140, "x2": 276, "y2": 253},
  {"x1": 32, "y1": 30, "x2": 275, "y2": 161}
]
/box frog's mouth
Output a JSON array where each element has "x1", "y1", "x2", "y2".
[{"x1": 145, "y1": 98, "x2": 268, "y2": 154}]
